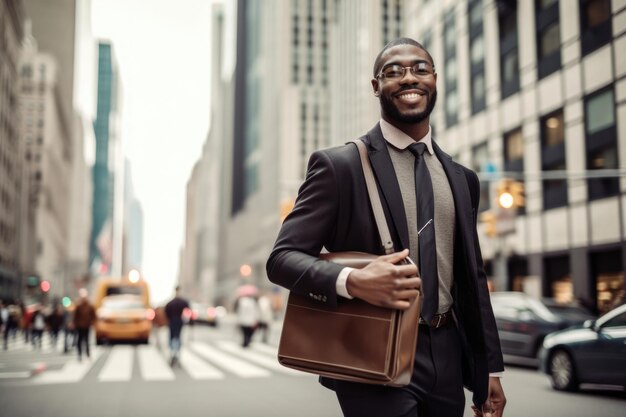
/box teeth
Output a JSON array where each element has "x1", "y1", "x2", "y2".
[{"x1": 399, "y1": 93, "x2": 419, "y2": 99}]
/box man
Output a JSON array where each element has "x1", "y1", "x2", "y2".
[
  {"x1": 73, "y1": 289, "x2": 96, "y2": 361},
  {"x1": 164, "y1": 286, "x2": 189, "y2": 366},
  {"x1": 267, "y1": 38, "x2": 506, "y2": 417}
]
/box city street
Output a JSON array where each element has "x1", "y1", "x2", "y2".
[{"x1": 0, "y1": 318, "x2": 624, "y2": 417}]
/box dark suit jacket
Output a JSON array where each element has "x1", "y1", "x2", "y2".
[{"x1": 267, "y1": 123, "x2": 504, "y2": 407}]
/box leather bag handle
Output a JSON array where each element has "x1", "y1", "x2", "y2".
[{"x1": 351, "y1": 140, "x2": 395, "y2": 255}]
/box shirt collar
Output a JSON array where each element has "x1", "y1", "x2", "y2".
[{"x1": 379, "y1": 118, "x2": 434, "y2": 155}]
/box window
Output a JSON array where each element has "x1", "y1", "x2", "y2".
[
  {"x1": 541, "y1": 110, "x2": 567, "y2": 209},
  {"x1": 591, "y1": 249, "x2": 624, "y2": 314},
  {"x1": 501, "y1": 50, "x2": 519, "y2": 96},
  {"x1": 585, "y1": 87, "x2": 618, "y2": 200},
  {"x1": 504, "y1": 128, "x2": 525, "y2": 214},
  {"x1": 580, "y1": 0, "x2": 612, "y2": 56},
  {"x1": 498, "y1": 0, "x2": 519, "y2": 98},
  {"x1": 536, "y1": 0, "x2": 561, "y2": 78},
  {"x1": 544, "y1": 255, "x2": 572, "y2": 302},
  {"x1": 469, "y1": 0, "x2": 486, "y2": 113},
  {"x1": 444, "y1": 10, "x2": 458, "y2": 127},
  {"x1": 504, "y1": 128, "x2": 524, "y2": 164},
  {"x1": 472, "y1": 142, "x2": 491, "y2": 212}
]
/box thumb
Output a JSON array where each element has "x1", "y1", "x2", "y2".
[{"x1": 378, "y1": 249, "x2": 409, "y2": 264}]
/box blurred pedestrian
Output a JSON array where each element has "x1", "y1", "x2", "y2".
[
  {"x1": 164, "y1": 286, "x2": 189, "y2": 366},
  {"x1": 0, "y1": 301, "x2": 7, "y2": 348},
  {"x1": 73, "y1": 289, "x2": 96, "y2": 361},
  {"x1": 3, "y1": 304, "x2": 20, "y2": 349},
  {"x1": 63, "y1": 305, "x2": 76, "y2": 354},
  {"x1": 235, "y1": 294, "x2": 259, "y2": 348},
  {"x1": 47, "y1": 304, "x2": 64, "y2": 348},
  {"x1": 31, "y1": 307, "x2": 46, "y2": 349},
  {"x1": 20, "y1": 302, "x2": 32, "y2": 343},
  {"x1": 256, "y1": 293, "x2": 273, "y2": 344}
]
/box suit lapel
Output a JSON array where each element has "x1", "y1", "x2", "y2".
[{"x1": 363, "y1": 124, "x2": 410, "y2": 251}]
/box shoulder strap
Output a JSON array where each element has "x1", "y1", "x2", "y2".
[{"x1": 351, "y1": 140, "x2": 395, "y2": 255}]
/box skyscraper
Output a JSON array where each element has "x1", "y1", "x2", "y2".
[{"x1": 91, "y1": 41, "x2": 122, "y2": 277}]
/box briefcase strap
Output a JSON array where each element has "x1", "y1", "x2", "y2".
[{"x1": 352, "y1": 140, "x2": 394, "y2": 255}]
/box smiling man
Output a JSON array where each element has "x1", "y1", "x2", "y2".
[{"x1": 267, "y1": 38, "x2": 506, "y2": 417}]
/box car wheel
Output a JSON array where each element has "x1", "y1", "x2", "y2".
[{"x1": 549, "y1": 349, "x2": 578, "y2": 391}]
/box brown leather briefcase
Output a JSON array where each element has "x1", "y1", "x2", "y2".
[{"x1": 277, "y1": 251, "x2": 421, "y2": 387}]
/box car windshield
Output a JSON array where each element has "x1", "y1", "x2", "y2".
[{"x1": 102, "y1": 299, "x2": 145, "y2": 310}]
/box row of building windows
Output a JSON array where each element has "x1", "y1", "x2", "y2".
[
  {"x1": 503, "y1": 247, "x2": 624, "y2": 314},
  {"x1": 473, "y1": 83, "x2": 618, "y2": 212},
  {"x1": 291, "y1": 0, "x2": 330, "y2": 86},
  {"x1": 432, "y1": 0, "x2": 615, "y2": 129}
]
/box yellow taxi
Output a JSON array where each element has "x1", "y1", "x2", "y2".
[{"x1": 95, "y1": 295, "x2": 154, "y2": 345}]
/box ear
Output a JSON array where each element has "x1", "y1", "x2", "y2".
[{"x1": 371, "y1": 78, "x2": 380, "y2": 96}]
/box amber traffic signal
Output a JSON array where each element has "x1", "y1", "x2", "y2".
[{"x1": 496, "y1": 179, "x2": 525, "y2": 208}]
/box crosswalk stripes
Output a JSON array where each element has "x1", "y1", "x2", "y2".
[
  {"x1": 98, "y1": 345, "x2": 133, "y2": 382},
  {"x1": 189, "y1": 341, "x2": 271, "y2": 378},
  {"x1": 215, "y1": 340, "x2": 302, "y2": 376},
  {"x1": 178, "y1": 347, "x2": 225, "y2": 380},
  {"x1": 31, "y1": 348, "x2": 103, "y2": 385},
  {"x1": 1, "y1": 340, "x2": 308, "y2": 384},
  {"x1": 137, "y1": 345, "x2": 175, "y2": 381}
]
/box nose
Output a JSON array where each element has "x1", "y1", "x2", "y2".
[{"x1": 399, "y1": 67, "x2": 420, "y2": 84}]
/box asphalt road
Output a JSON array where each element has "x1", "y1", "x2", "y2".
[{"x1": 0, "y1": 318, "x2": 623, "y2": 417}]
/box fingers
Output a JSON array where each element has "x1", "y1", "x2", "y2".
[
  {"x1": 377, "y1": 249, "x2": 409, "y2": 264},
  {"x1": 394, "y1": 277, "x2": 421, "y2": 290}
]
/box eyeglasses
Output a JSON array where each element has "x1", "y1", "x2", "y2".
[{"x1": 377, "y1": 62, "x2": 435, "y2": 80}]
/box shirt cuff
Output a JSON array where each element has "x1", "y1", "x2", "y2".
[
  {"x1": 336, "y1": 267, "x2": 355, "y2": 299},
  {"x1": 489, "y1": 372, "x2": 504, "y2": 378}
]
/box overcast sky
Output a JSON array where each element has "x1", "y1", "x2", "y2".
[{"x1": 91, "y1": 0, "x2": 214, "y2": 305}]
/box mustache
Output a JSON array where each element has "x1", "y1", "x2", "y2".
[{"x1": 396, "y1": 85, "x2": 429, "y2": 95}]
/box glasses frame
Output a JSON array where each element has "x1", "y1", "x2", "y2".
[{"x1": 376, "y1": 61, "x2": 436, "y2": 80}]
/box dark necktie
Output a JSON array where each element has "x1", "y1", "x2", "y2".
[{"x1": 408, "y1": 142, "x2": 438, "y2": 322}]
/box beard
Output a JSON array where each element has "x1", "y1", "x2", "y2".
[{"x1": 380, "y1": 89, "x2": 437, "y2": 125}]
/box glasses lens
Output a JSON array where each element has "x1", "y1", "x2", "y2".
[
  {"x1": 382, "y1": 64, "x2": 405, "y2": 79},
  {"x1": 412, "y1": 62, "x2": 432, "y2": 75}
]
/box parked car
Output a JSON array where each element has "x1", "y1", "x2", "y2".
[
  {"x1": 539, "y1": 302, "x2": 626, "y2": 392},
  {"x1": 490, "y1": 291, "x2": 595, "y2": 359},
  {"x1": 95, "y1": 295, "x2": 154, "y2": 345}
]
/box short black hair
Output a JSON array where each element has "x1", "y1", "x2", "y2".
[{"x1": 372, "y1": 37, "x2": 435, "y2": 77}]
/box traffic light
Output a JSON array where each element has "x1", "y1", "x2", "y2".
[
  {"x1": 497, "y1": 179, "x2": 525, "y2": 208},
  {"x1": 480, "y1": 211, "x2": 497, "y2": 238},
  {"x1": 40, "y1": 280, "x2": 50, "y2": 293}
]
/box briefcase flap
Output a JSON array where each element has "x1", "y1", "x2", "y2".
[{"x1": 280, "y1": 293, "x2": 398, "y2": 376}]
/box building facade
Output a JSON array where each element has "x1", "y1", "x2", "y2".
[
  {"x1": 19, "y1": 24, "x2": 73, "y2": 301},
  {"x1": 91, "y1": 41, "x2": 123, "y2": 278},
  {"x1": 0, "y1": 0, "x2": 24, "y2": 300},
  {"x1": 405, "y1": 0, "x2": 625, "y2": 312}
]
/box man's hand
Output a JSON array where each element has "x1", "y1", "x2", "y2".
[
  {"x1": 346, "y1": 249, "x2": 420, "y2": 310},
  {"x1": 471, "y1": 377, "x2": 506, "y2": 417}
]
